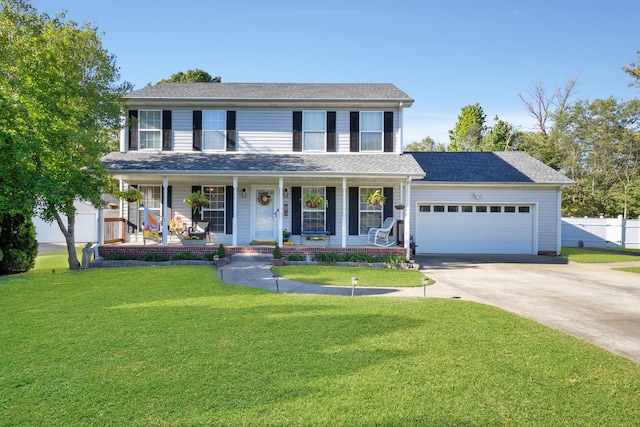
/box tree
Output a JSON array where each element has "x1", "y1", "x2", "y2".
[
  {"x1": 623, "y1": 51, "x2": 640, "y2": 89},
  {"x1": 404, "y1": 137, "x2": 445, "y2": 152},
  {"x1": 518, "y1": 75, "x2": 579, "y2": 135},
  {"x1": 481, "y1": 116, "x2": 520, "y2": 151},
  {"x1": 157, "y1": 69, "x2": 221, "y2": 84},
  {"x1": 448, "y1": 103, "x2": 486, "y2": 151},
  {"x1": 0, "y1": 0, "x2": 131, "y2": 269},
  {"x1": 554, "y1": 98, "x2": 640, "y2": 218}
]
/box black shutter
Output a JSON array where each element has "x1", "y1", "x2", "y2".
[
  {"x1": 349, "y1": 112, "x2": 359, "y2": 152},
  {"x1": 326, "y1": 187, "x2": 336, "y2": 235},
  {"x1": 226, "y1": 111, "x2": 236, "y2": 151},
  {"x1": 349, "y1": 187, "x2": 359, "y2": 235},
  {"x1": 162, "y1": 185, "x2": 172, "y2": 209},
  {"x1": 384, "y1": 111, "x2": 393, "y2": 152},
  {"x1": 326, "y1": 112, "x2": 336, "y2": 152},
  {"x1": 162, "y1": 110, "x2": 172, "y2": 151},
  {"x1": 383, "y1": 187, "x2": 393, "y2": 220},
  {"x1": 225, "y1": 186, "x2": 233, "y2": 234},
  {"x1": 291, "y1": 186, "x2": 302, "y2": 235},
  {"x1": 292, "y1": 111, "x2": 302, "y2": 152},
  {"x1": 128, "y1": 110, "x2": 138, "y2": 151},
  {"x1": 193, "y1": 111, "x2": 202, "y2": 151},
  {"x1": 191, "y1": 185, "x2": 202, "y2": 221}
]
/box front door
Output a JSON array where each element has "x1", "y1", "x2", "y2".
[{"x1": 253, "y1": 187, "x2": 277, "y2": 241}]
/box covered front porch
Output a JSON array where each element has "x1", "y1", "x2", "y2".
[{"x1": 99, "y1": 152, "x2": 425, "y2": 259}]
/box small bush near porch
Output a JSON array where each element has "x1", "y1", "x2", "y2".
[{"x1": 1, "y1": 252, "x2": 639, "y2": 426}]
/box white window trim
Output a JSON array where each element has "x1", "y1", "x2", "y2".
[
  {"x1": 359, "y1": 111, "x2": 383, "y2": 152},
  {"x1": 302, "y1": 111, "x2": 326, "y2": 152},
  {"x1": 202, "y1": 110, "x2": 227, "y2": 152},
  {"x1": 138, "y1": 109, "x2": 162, "y2": 150},
  {"x1": 302, "y1": 186, "x2": 327, "y2": 231}
]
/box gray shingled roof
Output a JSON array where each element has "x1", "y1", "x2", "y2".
[
  {"x1": 409, "y1": 151, "x2": 574, "y2": 184},
  {"x1": 100, "y1": 152, "x2": 425, "y2": 178},
  {"x1": 125, "y1": 83, "x2": 413, "y2": 103}
]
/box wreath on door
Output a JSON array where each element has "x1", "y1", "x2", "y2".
[{"x1": 258, "y1": 192, "x2": 271, "y2": 206}]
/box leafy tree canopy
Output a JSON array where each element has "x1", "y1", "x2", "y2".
[
  {"x1": 404, "y1": 137, "x2": 445, "y2": 152},
  {"x1": 623, "y1": 50, "x2": 640, "y2": 89},
  {"x1": 0, "y1": 0, "x2": 131, "y2": 269},
  {"x1": 447, "y1": 103, "x2": 486, "y2": 151},
  {"x1": 157, "y1": 69, "x2": 221, "y2": 84}
]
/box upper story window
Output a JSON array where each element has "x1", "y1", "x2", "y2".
[
  {"x1": 203, "y1": 111, "x2": 226, "y2": 151},
  {"x1": 360, "y1": 111, "x2": 383, "y2": 151},
  {"x1": 139, "y1": 110, "x2": 162, "y2": 150},
  {"x1": 303, "y1": 111, "x2": 326, "y2": 151}
]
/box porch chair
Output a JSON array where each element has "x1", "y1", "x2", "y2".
[
  {"x1": 367, "y1": 217, "x2": 396, "y2": 247},
  {"x1": 188, "y1": 221, "x2": 210, "y2": 243}
]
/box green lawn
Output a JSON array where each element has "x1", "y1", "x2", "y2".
[
  {"x1": 561, "y1": 247, "x2": 640, "y2": 263},
  {"x1": 272, "y1": 265, "x2": 431, "y2": 287},
  {"x1": 1, "y1": 252, "x2": 639, "y2": 426}
]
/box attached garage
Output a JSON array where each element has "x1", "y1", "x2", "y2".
[
  {"x1": 415, "y1": 203, "x2": 535, "y2": 254},
  {"x1": 407, "y1": 152, "x2": 574, "y2": 256}
]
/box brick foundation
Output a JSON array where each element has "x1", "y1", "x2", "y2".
[{"x1": 98, "y1": 244, "x2": 407, "y2": 261}]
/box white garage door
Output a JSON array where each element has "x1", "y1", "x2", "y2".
[
  {"x1": 34, "y1": 212, "x2": 97, "y2": 243},
  {"x1": 415, "y1": 204, "x2": 534, "y2": 254}
]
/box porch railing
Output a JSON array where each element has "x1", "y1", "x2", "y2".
[{"x1": 104, "y1": 218, "x2": 126, "y2": 244}]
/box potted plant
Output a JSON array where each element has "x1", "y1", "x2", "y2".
[
  {"x1": 180, "y1": 235, "x2": 206, "y2": 246},
  {"x1": 282, "y1": 229, "x2": 291, "y2": 242},
  {"x1": 216, "y1": 243, "x2": 228, "y2": 265},
  {"x1": 272, "y1": 244, "x2": 283, "y2": 266},
  {"x1": 303, "y1": 193, "x2": 328, "y2": 209},
  {"x1": 395, "y1": 204, "x2": 405, "y2": 210},
  {"x1": 184, "y1": 191, "x2": 210, "y2": 213},
  {"x1": 115, "y1": 187, "x2": 143, "y2": 204},
  {"x1": 365, "y1": 189, "x2": 386, "y2": 206}
]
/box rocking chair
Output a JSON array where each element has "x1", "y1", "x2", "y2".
[{"x1": 367, "y1": 217, "x2": 396, "y2": 247}]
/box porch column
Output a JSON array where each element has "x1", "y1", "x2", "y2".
[
  {"x1": 162, "y1": 177, "x2": 168, "y2": 246},
  {"x1": 278, "y1": 177, "x2": 284, "y2": 247},
  {"x1": 97, "y1": 206, "x2": 104, "y2": 246},
  {"x1": 232, "y1": 176, "x2": 238, "y2": 247},
  {"x1": 342, "y1": 178, "x2": 347, "y2": 248},
  {"x1": 404, "y1": 177, "x2": 412, "y2": 260}
]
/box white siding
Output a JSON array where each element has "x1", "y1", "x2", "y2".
[
  {"x1": 120, "y1": 107, "x2": 403, "y2": 154},
  {"x1": 410, "y1": 185, "x2": 561, "y2": 253},
  {"x1": 237, "y1": 109, "x2": 292, "y2": 153},
  {"x1": 172, "y1": 109, "x2": 193, "y2": 152}
]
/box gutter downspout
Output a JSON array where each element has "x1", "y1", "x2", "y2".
[
  {"x1": 398, "y1": 102, "x2": 404, "y2": 154},
  {"x1": 278, "y1": 177, "x2": 284, "y2": 247},
  {"x1": 405, "y1": 177, "x2": 412, "y2": 260},
  {"x1": 233, "y1": 177, "x2": 238, "y2": 247},
  {"x1": 162, "y1": 177, "x2": 168, "y2": 246}
]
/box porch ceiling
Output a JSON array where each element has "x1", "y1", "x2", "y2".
[{"x1": 101, "y1": 152, "x2": 425, "y2": 181}]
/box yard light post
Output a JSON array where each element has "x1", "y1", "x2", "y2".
[
  {"x1": 273, "y1": 274, "x2": 280, "y2": 293},
  {"x1": 351, "y1": 277, "x2": 358, "y2": 297},
  {"x1": 422, "y1": 276, "x2": 428, "y2": 297}
]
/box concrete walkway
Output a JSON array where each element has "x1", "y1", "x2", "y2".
[{"x1": 218, "y1": 253, "x2": 481, "y2": 300}]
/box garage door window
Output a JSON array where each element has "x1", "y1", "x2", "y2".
[
  {"x1": 504, "y1": 206, "x2": 516, "y2": 213},
  {"x1": 490, "y1": 206, "x2": 501, "y2": 213},
  {"x1": 462, "y1": 206, "x2": 473, "y2": 213},
  {"x1": 476, "y1": 206, "x2": 487, "y2": 213},
  {"x1": 434, "y1": 205, "x2": 445, "y2": 212},
  {"x1": 519, "y1": 206, "x2": 530, "y2": 213}
]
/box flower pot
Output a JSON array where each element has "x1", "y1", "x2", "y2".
[
  {"x1": 305, "y1": 238, "x2": 328, "y2": 247},
  {"x1": 272, "y1": 258, "x2": 284, "y2": 266},
  {"x1": 306, "y1": 201, "x2": 319, "y2": 209}
]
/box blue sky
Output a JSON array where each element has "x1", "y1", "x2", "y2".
[{"x1": 33, "y1": 0, "x2": 640, "y2": 146}]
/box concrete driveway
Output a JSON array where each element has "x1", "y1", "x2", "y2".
[{"x1": 416, "y1": 255, "x2": 640, "y2": 364}]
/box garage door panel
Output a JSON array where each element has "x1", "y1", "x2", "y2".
[{"x1": 416, "y1": 205, "x2": 533, "y2": 254}]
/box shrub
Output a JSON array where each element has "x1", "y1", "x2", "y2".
[
  {"x1": 341, "y1": 252, "x2": 376, "y2": 263},
  {"x1": 0, "y1": 213, "x2": 38, "y2": 274},
  {"x1": 272, "y1": 244, "x2": 282, "y2": 259},
  {"x1": 170, "y1": 252, "x2": 197, "y2": 261},
  {"x1": 217, "y1": 244, "x2": 226, "y2": 258},
  {"x1": 313, "y1": 252, "x2": 340, "y2": 263},
  {"x1": 286, "y1": 253, "x2": 305, "y2": 261},
  {"x1": 140, "y1": 253, "x2": 164, "y2": 262},
  {"x1": 107, "y1": 253, "x2": 131, "y2": 260},
  {"x1": 378, "y1": 254, "x2": 407, "y2": 264},
  {"x1": 204, "y1": 253, "x2": 217, "y2": 261}
]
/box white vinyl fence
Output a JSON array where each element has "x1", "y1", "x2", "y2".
[{"x1": 562, "y1": 216, "x2": 640, "y2": 249}]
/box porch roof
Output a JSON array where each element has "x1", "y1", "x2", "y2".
[{"x1": 100, "y1": 152, "x2": 425, "y2": 179}]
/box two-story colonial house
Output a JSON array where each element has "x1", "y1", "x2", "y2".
[
  {"x1": 100, "y1": 83, "x2": 424, "y2": 257},
  {"x1": 99, "y1": 82, "x2": 573, "y2": 257}
]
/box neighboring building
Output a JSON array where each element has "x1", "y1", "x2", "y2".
[{"x1": 99, "y1": 83, "x2": 573, "y2": 255}]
